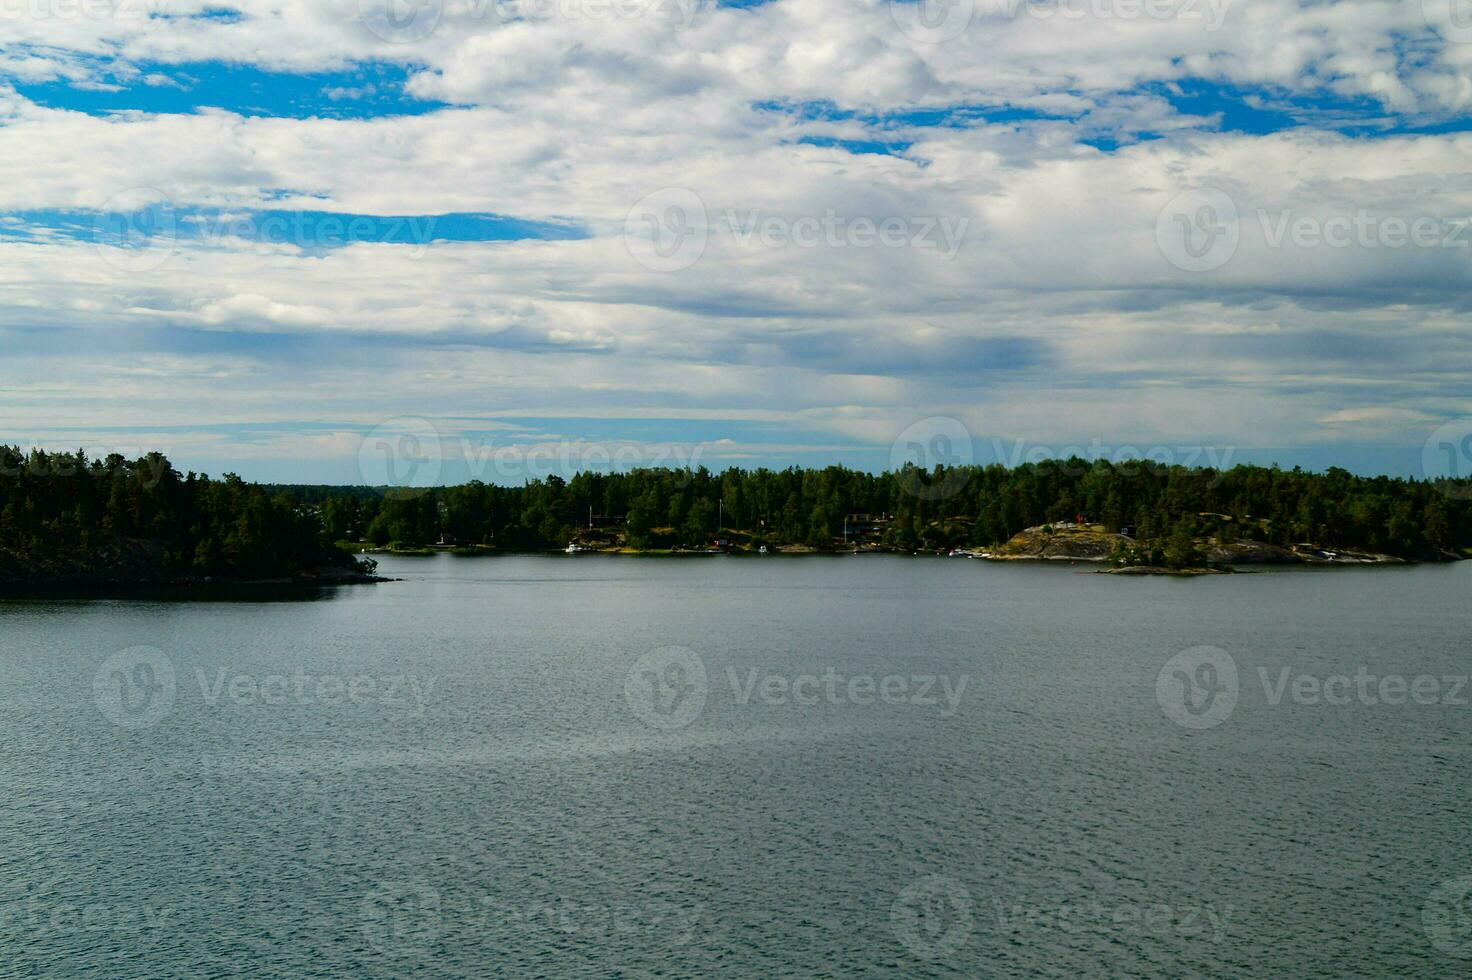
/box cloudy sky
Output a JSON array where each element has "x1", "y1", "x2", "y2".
[{"x1": 2, "y1": 0, "x2": 1472, "y2": 484}]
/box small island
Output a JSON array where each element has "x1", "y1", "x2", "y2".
[{"x1": 977, "y1": 519, "x2": 1439, "y2": 575}]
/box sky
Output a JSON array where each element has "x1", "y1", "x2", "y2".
[{"x1": 2, "y1": 0, "x2": 1472, "y2": 485}]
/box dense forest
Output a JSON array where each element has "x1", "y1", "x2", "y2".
[
  {"x1": 0, "y1": 448, "x2": 372, "y2": 585},
  {"x1": 293, "y1": 458, "x2": 1471, "y2": 561},
  {"x1": 2, "y1": 448, "x2": 1467, "y2": 584}
]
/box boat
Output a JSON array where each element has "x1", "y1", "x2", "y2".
[
  {"x1": 758, "y1": 545, "x2": 768, "y2": 554},
  {"x1": 565, "y1": 542, "x2": 588, "y2": 554}
]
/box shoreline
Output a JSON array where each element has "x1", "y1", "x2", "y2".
[
  {"x1": 5, "y1": 542, "x2": 1455, "y2": 596},
  {"x1": 353, "y1": 545, "x2": 1460, "y2": 569},
  {"x1": 2, "y1": 551, "x2": 1459, "y2": 595},
  {"x1": 0, "y1": 567, "x2": 391, "y2": 597}
]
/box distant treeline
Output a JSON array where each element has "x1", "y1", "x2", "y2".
[
  {"x1": 3, "y1": 449, "x2": 1467, "y2": 570},
  {"x1": 292, "y1": 460, "x2": 1471, "y2": 559},
  {"x1": 0, "y1": 448, "x2": 365, "y2": 581}
]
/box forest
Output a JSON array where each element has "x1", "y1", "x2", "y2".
[
  {"x1": 294, "y1": 458, "x2": 1470, "y2": 561},
  {"x1": 2, "y1": 448, "x2": 1468, "y2": 580},
  {"x1": 0, "y1": 448, "x2": 370, "y2": 583}
]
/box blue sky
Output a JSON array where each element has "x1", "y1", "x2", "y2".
[{"x1": 1, "y1": 0, "x2": 1471, "y2": 484}]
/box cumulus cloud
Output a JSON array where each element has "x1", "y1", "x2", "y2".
[{"x1": 0, "y1": 0, "x2": 1469, "y2": 478}]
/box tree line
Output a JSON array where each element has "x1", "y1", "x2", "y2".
[
  {"x1": 2, "y1": 448, "x2": 1465, "y2": 571},
  {"x1": 0, "y1": 448, "x2": 362, "y2": 579},
  {"x1": 297, "y1": 459, "x2": 1470, "y2": 559}
]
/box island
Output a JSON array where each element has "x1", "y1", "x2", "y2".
[{"x1": 978, "y1": 520, "x2": 1433, "y2": 575}]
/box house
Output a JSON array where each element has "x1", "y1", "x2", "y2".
[{"x1": 844, "y1": 513, "x2": 892, "y2": 534}]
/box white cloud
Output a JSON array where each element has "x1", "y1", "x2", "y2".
[{"x1": 0, "y1": 1, "x2": 1468, "y2": 477}]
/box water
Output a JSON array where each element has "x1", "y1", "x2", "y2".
[{"x1": 1, "y1": 555, "x2": 1469, "y2": 977}]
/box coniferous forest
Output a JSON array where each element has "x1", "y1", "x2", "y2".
[
  {"x1": 296, "y1": 457, "x2": 1470, "y2": 560},
  {"x1": 1, "y1": 446, "x2": 1468, "y2": 586},
  {"x1": 0, "y1": 448, "x2": 371, "y2": 586}
]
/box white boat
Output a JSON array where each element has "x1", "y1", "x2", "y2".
[
  {"x1": 565, "y1": 542, "x2": 588, "y2": 554},
  {"x1": 758, "y1": 545, "x2": 768, "y2": 554}
]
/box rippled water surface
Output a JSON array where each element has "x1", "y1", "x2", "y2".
[{"x1": 2, "y1": 555, "x2": 1470, "y2": 977}]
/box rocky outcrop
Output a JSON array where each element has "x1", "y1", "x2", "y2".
[
  {"x1": 989, "y1": 526, "x2": 1435, "y2": 568},
  {"x1": 985, "y1": 524, "x2": 1129, "y2": 562}
]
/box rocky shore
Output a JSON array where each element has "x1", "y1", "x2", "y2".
[{"x1": 980, "y1": 523, "x2": 1453, "y2": 570}]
